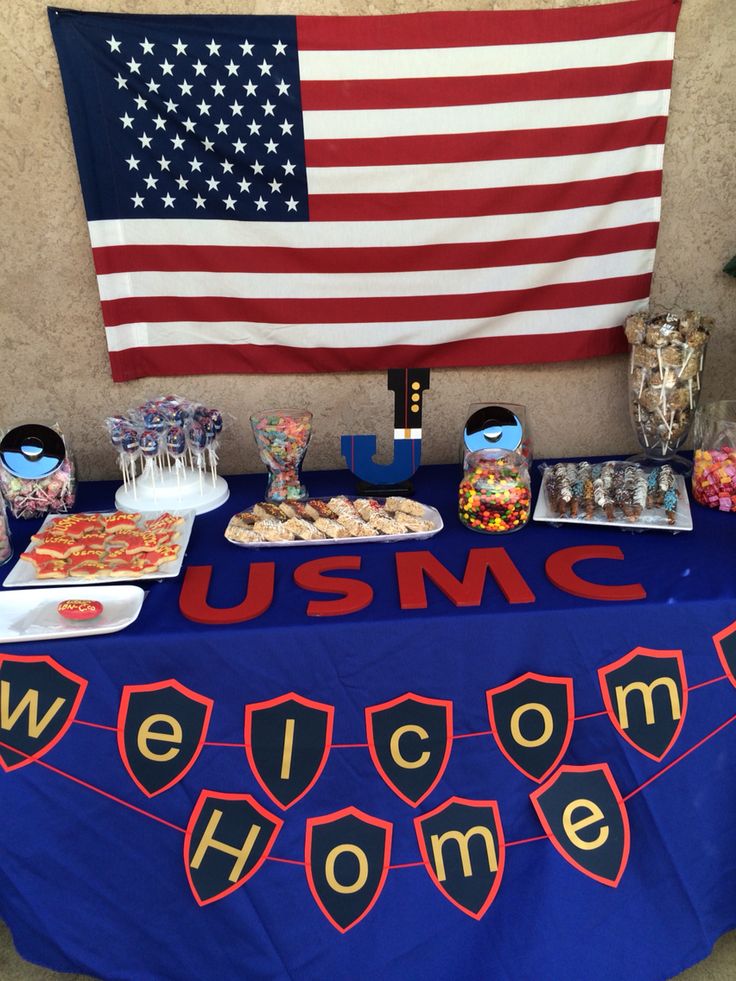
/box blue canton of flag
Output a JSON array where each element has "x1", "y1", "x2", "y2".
[{"x1": 51, "y1": 9, "x2": 308, "y2": 221}]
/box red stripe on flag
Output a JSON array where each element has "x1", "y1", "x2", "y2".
[
  {"x1": 108, "y1": 327, "x2": 629, "y2": 381},
  {"x1": 305, "y1": 118, "x2": 668, "y2": 167},
  {"x1": 300, "y1": 63, "x2": 675, "y2": 112},
  {"x1": 101, "y1": 275, "x2": 651, "y2": 327},
  {"x1": 296, "y1": 1, "x2": 679, "y2": 50},
  {"x1": 308, "y1": 172, "x2": 663, "y2": 222},
  {"x1": 93, "y1": 225, "x2": 660, "y2": 276}
]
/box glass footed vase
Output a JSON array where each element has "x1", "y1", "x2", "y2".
[
  {"x1": 250, "y1": 409, "x2": 312, "y2": 502},
  {"x1": 627, "y1": 311, "x2": 712, "y2": 473}
]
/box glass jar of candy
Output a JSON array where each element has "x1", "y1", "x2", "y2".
[
  {"x1": 0, "y1": 501, "x2": 12, "y2": 566},
  {"x1": 458, "y1": 449, "x2": 531, "y2": 534},
  {"x1": 250, "y1": 409, "x2": 313, "y2": 502},
  {"x1": 691, "y1": 400, "x2": 736, "y2": 511},
  {"x1": 0, "y1": 424, "x2": 76, "y2": 519}
]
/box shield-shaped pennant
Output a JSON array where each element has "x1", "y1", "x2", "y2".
[
  {"x1": 598, "y1": 647, "x2": 687, "y2": 761},
  {"x1": 486, "y1": 672, "x2": 574, "y2": 782},
  {"x1": 365, "y1": 693, "x2": 452, "y2": 807},
  {"x1": 530, "y1": 763, "x2": 630, "y2": 887},
  {"x1": 713, "y1": 620, "x2": 736, "y2": 688},
  {"x1": 414, "y1": 797, "x2": 505, "y2": 919},
  {"x1": 117, "y1": 680, "x2": 213, "y2": 796},
  {"x1": 305, "y1": 806, "x2": 392, "y2": 932},
  {"x1": 184, "y1": 790, "x2": 283, "y2": 906},
  {"x1": 0, "y1": 654, "x2": 87, "y2": 772},
  {"x1": 245, "y1": 692, "x2": 334, "y2": 810}
]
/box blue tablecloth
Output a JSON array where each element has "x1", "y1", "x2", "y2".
[{"x1": 1, "y1": 463, "x2": 735, "y2": 981}]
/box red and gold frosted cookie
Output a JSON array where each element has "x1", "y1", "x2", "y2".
[
  {"x1": 144, "y1": 512, "x2": 183, "y2": 532},
  {"x1": 104, "y1": 512, "x2": 141, "y2": 532},
  {"x1": 34, "y1": 537, "x2": 84, "y2": 559},
  {"x1": 35, "y1": 559, "x2": 69, "y2": 579},
  {"x1": 48, "y1": 515, "x2": 106, "y2": 538},
  {"x1": 57, "y1": 599, "x2": 103, "y2": 620}
]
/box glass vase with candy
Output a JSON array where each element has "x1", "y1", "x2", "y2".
[
  {"x1": 250, "y1": 410, "x2": 313, "y2": 502},
  {"x1": 626, "y1": 310, "x2": 712, "y2": 474},
  {"x1": 458, "y1": 449, "x2": 531, "y2": 534}
]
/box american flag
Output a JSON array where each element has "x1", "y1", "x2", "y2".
[{"x1": 50, "y1": 1, "x2": 681, "y2": 382}]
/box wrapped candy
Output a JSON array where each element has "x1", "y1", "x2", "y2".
[
  {"x1": 0, "y1": 502, "x2": 12, "y2": 566},
  {"x1": 0, "y1": 424, "x2": 76, "y2": 519},
  {"x1": 692, "y1": 401, "x2": 736, "y2": 512}
]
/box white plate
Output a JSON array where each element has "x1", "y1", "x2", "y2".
[
  {"x1": 0, "y1": 585, "x2": 145, "y2": 642},
  {"x1": 532, "y1": 472, "x2": 693, "y2": 532},
  {"x1": 2, "y1": 510, "x2": 195, "y2": 588},
  {"x1": 225, "y1": 499, "x2": 444, "y2": 548}
]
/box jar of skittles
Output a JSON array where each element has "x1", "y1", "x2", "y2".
[{"x1": 458, "y1": 449, "x2": 531, "y2": 534}]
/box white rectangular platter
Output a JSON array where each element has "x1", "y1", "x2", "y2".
[
  {"x1": 0, "y1": 585, "x2": 145, "y2": 642},
  {"x1": 533, "y1": 472, "x2": 693, "y2": 532},
  {"x1": 225, "y1": 500, "x2": 443, "y2": 548},
  {"x1": 2, "y1": 510, "x2": 195, "y2": 588}
]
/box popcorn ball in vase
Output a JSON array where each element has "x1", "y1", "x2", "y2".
[{"x1": 625, "y1": 309, "x2": 712, "y2": 472}]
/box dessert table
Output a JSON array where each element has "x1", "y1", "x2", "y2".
[{"x1": 1, "y1": 462, "x2": 735, "y2": 981}]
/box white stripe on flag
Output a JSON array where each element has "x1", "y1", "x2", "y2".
[
  {"x1": 306, "y1": 145, "x2": 665, "y2": 196},
  {"x1": 297, "y1": 33, "x2": 676, "y2": 81},
  {"x1": 88, "y1": 199, "x2": 662, "y2": 249},
  {"x1": 104, "y1": 299, "x2": 649, "y2": 352},
  {"x1": 97, "y1": 250, "x2": 655, "y2": 302},
  {"x1": 302, "y1": 90, "x2": 672, "y2": 140}
]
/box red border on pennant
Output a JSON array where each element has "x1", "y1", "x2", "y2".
[
  {"x1": 485, "y1": 672, "x2": 575, "y2": 783},
  {"x1": 365, "y1": 692, "x2": 453, "y2": 807},
  {"x1": 413, "y1": 796, "x2": 505, "y2": 920},
  {"x1": 713, "y1": 620, "x2": 736, "y2": 689},
  {"x1": 597, "y1": 647, "x2": 688, "y2": 761},
  {"x1": 184, "y1": 790, "x2": 283, "y2": 907},
  {"x1": 0, "y1": 653, "x2": 87, "y2": 772},
  {"x1": 244, "y1": 691, "x2": 335, "y2": 811},
  {"x1": 304, "y1": 806, "x2": 392, "y2": 933},
  {"x1": 529, "y1": 763, "x2": 630, "y2": 888},
  {"x1": 116, "y1": 679, "x2": 214, "y2": 797}
]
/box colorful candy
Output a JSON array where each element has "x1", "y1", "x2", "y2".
[
  {"x1": 0, "y1": 505, "x2": 12, "y2": 566},
  {"x1": 250, "y1": 410, "x2": 313, "y2": 502},
  {"x1": 458, "y1": 451, "x2": 531, "y2": 534},
  {"x1": 692, "y1": 448, "x2": 736, "y2": 511}
]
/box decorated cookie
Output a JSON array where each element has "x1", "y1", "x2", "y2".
[{"x1": 57, "y1": 598, "x2": 104, "y2": 620}]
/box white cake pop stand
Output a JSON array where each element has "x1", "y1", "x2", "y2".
[{"x1": 115, "y1": 461, "x2": 229, "y2": 515}]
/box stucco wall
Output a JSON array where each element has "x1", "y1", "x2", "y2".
[{"x1": 1, "y1": 0, "x2": 734, "y2": 480}]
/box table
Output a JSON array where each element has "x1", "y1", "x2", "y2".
[{"x1": 1, "y1": 463, "x2": 735, "y2": 981}]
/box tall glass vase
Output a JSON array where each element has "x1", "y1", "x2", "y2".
[
  {"x1": 250, "y1": 409, "x2": 313, "y2": 502},
  {"x1": 626, "y1": 310, "x2": 712, "y2": 472}
]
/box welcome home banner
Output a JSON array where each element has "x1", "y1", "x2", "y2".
[
  {"x1": 3, "y1": 623, "x2": 729, "y2": 931},
  {"x1": 49, "y1": 1, "x2": 681, "y2": 381}
]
